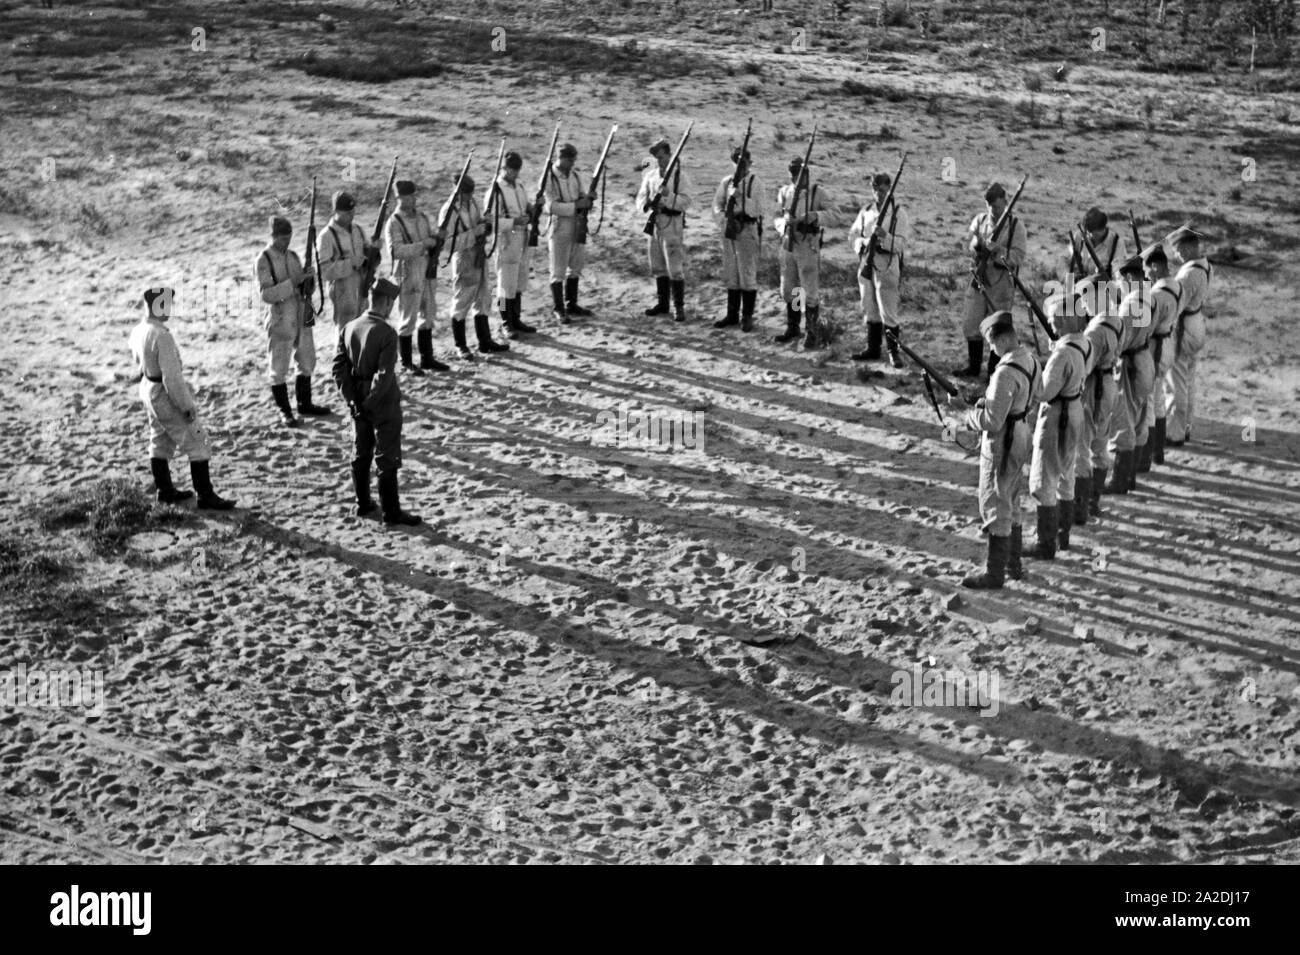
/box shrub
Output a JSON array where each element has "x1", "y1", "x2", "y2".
[{"x1": 37, "y1": 479, "x2": 192, "y2": 555}]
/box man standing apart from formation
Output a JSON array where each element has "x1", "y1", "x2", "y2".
[
  {"x1": 332, "y1": 278, "x2": 420, "y2": 526},
  {"x1": 129, "y1": 287, "x2": 236, "y2": 510}
]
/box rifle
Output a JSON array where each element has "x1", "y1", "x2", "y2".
[
  {"x1": 1067, "y1": 227, "x2": 1084, "y2": 279},
  {"x1": 971, "y1": 174, "x2": 1027, "y2": 288},
  {"x1": 302, "y1": 176, "x2": 324, "y2": 325},
  {"x1": 858, "y1": 152, "x2": 908, "y2": 281},
  {"x1": 479, "y1": 138, "x2": 506, "y2": 262},
  {"x1": 643, "y1": 121, "x2": 694, "y2": 237},
  {"x1": 1008, "y1": 268, "x2": 1059, "y2": 343},
  {"x1": 430, "y1": 150, "x2": 475, "y2": 281},
  {"x1": 527, "y1": 123, "x2": 561, "y2": 249},
  {"x1": 576, "y1": 124, "x2": 618, "y2": 245},
  {"x1": 1127, "y1": 209, "x2": 1142, "y2": 253},
  {"x1": 361, "y1": 156, "x2": 398, "y2": 295},
  {"x1": 781, "y1": 125, "x2": 819, "y2": 252},
  {"x1": 884, "y1": 328, "x2": 977, "y2": 452},
  {"x1": 1077, "y1": 220, "x2": 1109, "y2": 278},
  {"x1": 723, "y1": 118, "x2": 753, "y2": 241}
]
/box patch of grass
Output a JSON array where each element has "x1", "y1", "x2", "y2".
[{"x1": 37, "y1": 478, "x2": 193, "y2": 556}]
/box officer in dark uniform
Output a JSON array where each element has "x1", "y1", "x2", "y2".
[{"x1": 332, "y1": 278, "x2": 420, "y2": 526}]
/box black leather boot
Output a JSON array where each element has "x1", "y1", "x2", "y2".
[
  {"x1": 670, "y1": 278, "x2": 687, "y2": 323},
  {"x1": 1090, "y1": 467, "x2": 1106, "y2": 518},
  {"x1": 351, "y1": 458, "x2": 377, "y2": 516},
  {"x1": 499, "y1": 298, "x2": 518, "y2": 340},
  {"x1": 564, "y1": 275, "x2": 592, "y2": 316},
  {"x1": 714, "y1": 289, "x2": 741, "y2": 329},
  {"x1": 645, "y1": 276, "x2": 670, "y2": 316},
  {"x1": 1074, "y1": 477, "x2": 1091, "y2": 526},
  {"x1": 378, "y1": 469, "x2": 420, "y2": 526},
  {"x1": 1126, "y1": 447, "x2": 1140, "y2": 490},
  {"x1": 513, "y1": 294, "x2": 535, "y2": 334},
  {"x1": 399, "y1": 336, "x2": 425, "y2": 376},
  {"x1": 1152, "y1": 418, "x2": 1166, "y2": 464},
  {"x1": 802, "y1": 305, "x2": 820, "y2": 350},
  {"x1": 740, "y1": 290, "x2": 757, "y2": 332},
  {"x1": 451, "y1": 317, "x2": 475, "y2": 360},
  {"x1": 1030, "y1": 505, "x2": 1056, "y2": 559},
  {"x1": 474, "y1": 313, "x2": 509, "y2": 353},
  {"x1": 150, "y1": 457, "x2": 193, "y2": 504},
  {"x1": 1103, "y1": 451, "x2": 1129, "y2": 494},
  {"x1": 295, "y1": 375, "x2": 331, "y2": 416},
  {"x1": 191, "y1": 460, "x2": 235, "y2": 510},
  {"x1": 1136, "y1": 440, "x2": 1152, "y2": 474},
  {"x1": 551, "y1": 281, "x2": 569, "y2": 325},
  {"x1": 962, "y1": 534, "x2": 1009, "y2": 589},
  {"x1": 954, "y1": 339, "x2": 982, "y2": 378},
  {"x1": 773, "y1": 302, "x2": 800, "y2": 344},
  {"x1": 270, "y1": 382, "x2": 298, "y2": 426},
  {"x1": 852, "y1": 322, "x2": 883, "y2": 361},
  {"x1": 1007, "y1": 524, "x2": 1024, "y2": 579},
  {"x1": 418, "y1": 328, "x2": 449, "y2": 371},
  {"x1": 1057, "y1": 500, "x2": 1073, "y2": 550}
]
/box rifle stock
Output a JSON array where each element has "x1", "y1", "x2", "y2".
[
  {"x1": 886, "y1": 329, "x2": 962, "y2": 398},
  {"x1": 362, "y1": 157, "x2": 398, "y2": 294},
  {"x1": 481, "y1": 138, "x2": 507, "y2": 260},
  {"x1": 528, "y1": 124, "x2": 561, "y2": 249}
]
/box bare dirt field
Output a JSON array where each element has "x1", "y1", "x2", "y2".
[{"x1": 2, "y1": 0, "x2": 1298, "y2": 864}]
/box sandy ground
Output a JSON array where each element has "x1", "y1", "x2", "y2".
[{"x1": 2, "y1": 1, "x2": 1299, "y2": 863}]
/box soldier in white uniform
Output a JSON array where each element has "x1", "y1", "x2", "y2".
[
  {"x1": 129, "y1": 287, "x2": 235, "y2": 510},
  {"x1": 544, "y1": 143, "x2": 593, "y2": 324},
  {"x1": 1078, "y1": 279, "x2": 1125, "y2": 522},
  {"x1": 385, "y1": 179, "x2": 448, "y2": 376},
  {"x1": 256, "y1": 215, "x2": 329, "y2": 426},
  {"x1": 636, "y1": 137, "x2": 693, "y2": 322},
  {"x1": 849, "y1": 171, "x2": 909, "y2": 367},
  {"x1": 711, "y1": 145, "x2": 764, "y2": 332},
  {"x1": 1104, "y1": 255, "x2": 1155, "y2": 494},
  {"x1": 1142, "y1": 247, "x2": 1181, "y2": 468},
  {"x1": 491, "y1": 151, "x2": 536, "y2": 339},
  {"x1": 440, "y1": 174, "x2": 507, "y2": 357},
  {"x1": 1028, "y1": 294, "x2": 1090, "y2": 558},
  {"x1": 772, "y1": 156, "x2": 832, "y2": 349},
  {"x1": 1166, "y1": 227, "x2": 1211, "y2": 447},
  {"x1": 949, "y1": 312, "x2": 1041, "y2": 589},
  {"x1": 956, "y1": 183, "x2": 1027, "y2": 378},
  {"x1": 317, "y1": 191, "x2": 370, "y2": 331},
  {"x1": 1068, "y1": 207, "x2": 1128, "y2": 281}
]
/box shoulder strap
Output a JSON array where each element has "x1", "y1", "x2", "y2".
[
  {"x1": 260, "y1": 249, "x2": 277, "y2": 285},
  {"x1": 329, "y1": 223, "x2": 345, "y2": 258},
  {"x1": 392, "y1": 213, "x2": 411, "y2": 243}
]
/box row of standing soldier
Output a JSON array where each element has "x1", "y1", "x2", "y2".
[{"x1": 129, "y1": 130, "x2": 1212, "y2": 571}]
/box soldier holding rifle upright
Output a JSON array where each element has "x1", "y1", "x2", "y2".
[
  {"x1": 957, "y1": 182, "x2": 1027, "y2": 379},
  {"x1": 712, "y1": 121, "x2": 764, "y2": 333},
  {"x1": 637, "y1": 130, "x2": 694, "y2": 323}
]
